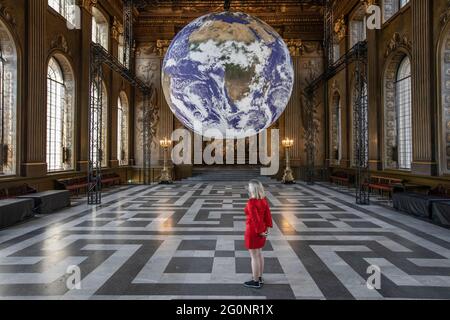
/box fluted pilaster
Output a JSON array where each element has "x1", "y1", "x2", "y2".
[
  {"x1": 367, "y1": 27, "x2": 381, "y2": 171},
  {"x1": 23, "y1": 0, "x2": 47, "y2": 177},
  {"x1": 284, "y1": 56, "x2": 302, "y2": 166},
  {"x1": 77, "y1": 4, "x2": 93, "y2": 172},
  {"x1": 411, "y1": 0, "x2": 436, "y2": 175}
]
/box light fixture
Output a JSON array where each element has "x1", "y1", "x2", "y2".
[
  {"x1": 159, "y1": 137, "x2": 173, "y2": 184},
  {"x1": 282, "y1": 137, "x2": 295, "y2": 184}
]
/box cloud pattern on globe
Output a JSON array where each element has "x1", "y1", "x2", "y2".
[{"x1": 162, "y1": 11, "x2": 294, "y2": 139}]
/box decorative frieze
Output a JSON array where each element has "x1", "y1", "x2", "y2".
[
  {"x1": 385, "y1": 32, "x2": 412, "y2": 58},
  {"x1": 112, "y1": 17, "x2": 123, "y2": 42},
  {"x1": 50, "y1": 35, "x2": 70, "y2": 54},
  {"x1": 0, "y1": 4, "x2": 16, "y2": 27}
]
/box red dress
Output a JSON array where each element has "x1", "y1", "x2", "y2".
[{"x1": 244, "y1": 198, "x2": 273, "y2": 250}]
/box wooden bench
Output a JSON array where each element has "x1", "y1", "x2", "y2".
[
  {"x1": 367, "y1": 176, "x2": 403, "y2": 199},
  {"x1": 57, "y1": 177, "x2": 90, "y2": 196},
  {"x1": 330, "y1": 172, "x2": 354, "y2": 188},
  {"x1": 57, "y1": 173, "x2": 121, "y2": 195},
  {"x1": 101, "y1": 173, "x2": 121, "y2": 188}
]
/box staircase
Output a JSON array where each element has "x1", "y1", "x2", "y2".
[{"x1": 185, "y1": 165, "x2": 275, "y2": 182}]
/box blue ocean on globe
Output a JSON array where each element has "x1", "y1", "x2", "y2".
[{"x1": 162, "y1": 11, "x2": 294, "y2": 139}]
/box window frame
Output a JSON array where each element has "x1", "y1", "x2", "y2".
[
  {"x1": 48, "y1": 0, "x2": 77, "y2": 27},
  {"x1": 46, "y1": 57, "x2": 66, "y2": 172},
  {"x1": 90, "y1": 79, "x2": 108, "y2": 168},
  {"x1": 0, "y1": 21, "x2": 18, "y2": 178},
  {"x1": 117, "y1": 93, "x2": 129, "y2": 166},
  {"x1": 383, "y1": 0, "x2": 411, "y2": 25},
  {"x1": 91, "y1": 7, "x2": 109, "y2": 51},
  {"x1": 394, "y1": 56, "x2": 412, "y2": 171}
]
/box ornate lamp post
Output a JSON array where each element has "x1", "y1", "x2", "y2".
[
  {"x1": 159, "y1": 137, "x2": 173, "y2": 184},
  {"x1": 282, "y1": 138, "x2": 295, "y2": 184}
]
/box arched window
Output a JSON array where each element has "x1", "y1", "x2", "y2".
[
  {"x1": 92, "y1": 7, "x2": 109, "y2": 51},
  {"x1": 0, "y1": 20, "x2": 18, "y2": 176},
  {"x1": 331, "y1": 92, "x2": 342, "y2": 165},
  {"x1": 439, "y1": 23, "x2": 450, "y2": 175},
  {"x1": 384, "y1": 52, "x2": 412, "y2": 170},
  {"x1": 395, "y1": 57, "x2": 412, "y2": 170},
  {"x1": 117, "y1": 92, "x2": 129, "y2": 166},
  {"x1": 46, "y1": 56, "x2": 75, "y2": 172},
  {"x1": 90, "y1": 79, "x2": 108, "y2": 168}
]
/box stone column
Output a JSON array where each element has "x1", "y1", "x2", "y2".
[
  {"x1": 367, "y1": 25, "x2": 382, "y2": 171},
  {"x1": 156, "y1": 41, "x2": 173, "y2": 166},
  {"x1": 284, "y1": 40, "x2": 303, "y2": 168},
  {"x1": 22, "y1": 0, "x2": 47, "y2": 177},
  {"x1": 411, "y1": 0, "x2": 437, "y2": 175},
  {"x1": 109, "y1": 75, "x2": 119, "y2": 169},
  {"x1": 109, "y1": 19, "x2": 122, "y2": 169},
  {"x1": 77, "y1": 0, "x2": 94, "y2": 172}
]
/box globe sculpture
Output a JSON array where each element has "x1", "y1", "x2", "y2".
[{"x1": 162, "y1": 11, "x2": 294, "y2": 139}]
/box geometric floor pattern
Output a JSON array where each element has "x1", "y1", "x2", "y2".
[{"x1": 0, "y1": 181, "x2": 450, "y2": 300}]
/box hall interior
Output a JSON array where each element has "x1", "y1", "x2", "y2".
[{"x1": 0, "y1": 0, "x2": 449, "y2": 300}]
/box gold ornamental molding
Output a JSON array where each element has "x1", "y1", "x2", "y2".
[
  {"x1": 80, "y1": 0, "x2": 98, "y2": 12},
  {"x1": 156, "y1": 40, "x2": 171, "y2": 57},
  {"x1": 154, "y1": 38, "x2": 306, "y2": 58},
  {"x1": 136, "y1": 17, "x2": 323, "y2": 28},
  {"x1": 112, "y1": 17, "x2": 124, "y2": 42},
  {"x1": 361, "y1": 0, "x2": 378, "y2": 8},
  {"x1": 285, "y1": 39, "x2": 303, "y2": 57},
  {"x1": 334, "y1": 16, "x2": 346, "y2": 41}
]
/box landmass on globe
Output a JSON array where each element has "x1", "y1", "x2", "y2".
[{"x1": 162, "y1": 11, "x2": 294, "y2": 139}]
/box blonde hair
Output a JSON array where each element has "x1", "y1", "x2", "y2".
[{"x1": 248, "y1": 180, "x2": 266, "y2": 200}]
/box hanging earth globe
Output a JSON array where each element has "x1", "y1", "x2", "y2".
[{"x1": 162, "y1": 11, "x2": 294, "y2": 139}]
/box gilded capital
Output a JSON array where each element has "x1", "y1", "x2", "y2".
[
  {"x1": 80, "y1": 0, "x2": 97, "y2": 12},
  {"x1": 156, "y1": 40, "x2": 171, "y2": 57},
  {"x1": 285, "y1": 39, "x2": 303, "y2": 57},
  {"x1": 112, "y1": 17, "x2": 124, "y2": 42},
  {"x1": 362, "y1": 0, "x2": 378, "y2": 7},
  {"x1": 334, "y1": 16, "x2": 346, "y2": 41}
]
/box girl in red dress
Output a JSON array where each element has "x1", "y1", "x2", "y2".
[{"x1": 244, "y1": 180, "x2": 273, "y2": 289}]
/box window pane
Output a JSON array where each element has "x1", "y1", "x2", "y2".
[
  {"x1": 396, "y1": 57, "x2": 412, "y2": 170},
  {"x1": 92, "y1": 8, "x2": 109, "y2": 51},
  {"x1": 0, "y1": 45, "x2": 17, "y2": 176},
  {"x1": 90, "y1": 80, "x2": 108, "y2": 168},
  {"x1": 48, "y1": 0, "x2": 77, "y2": 26},
  {"x1": 47, "y1": 58, "x2": 66, "y2": 172},
  {"x1": 117, "y1": 94, "x2": 129, "y2": 166}
]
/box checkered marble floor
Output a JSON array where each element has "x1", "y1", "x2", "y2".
[{"x1": 0, "y1": 181, "x2": 450, "y2": 300}]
